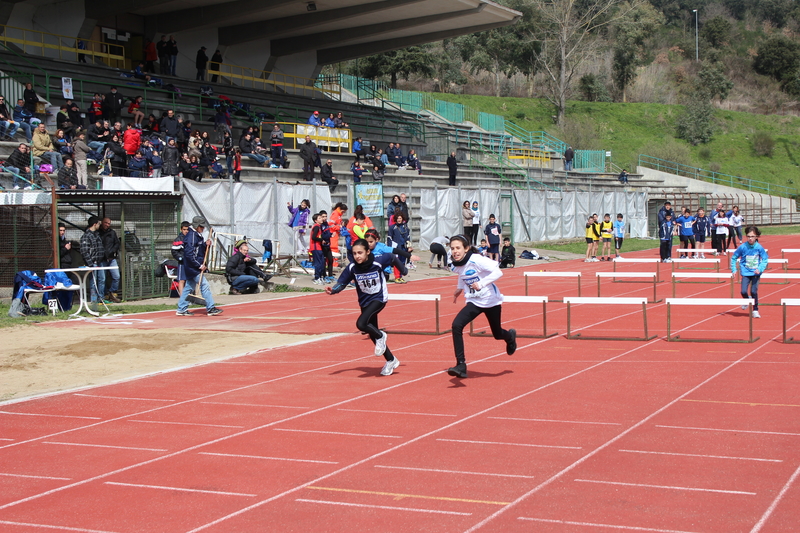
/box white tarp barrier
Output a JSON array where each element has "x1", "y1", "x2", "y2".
[
  {"x1": 102, "y1": 176, "x2": 174, "y2": 192},
  {"x1": 0, "y1": 191, "x2": 50, "y2": 205}
]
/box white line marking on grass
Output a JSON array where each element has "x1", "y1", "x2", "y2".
[
  {"x1": 0, "y1": 520, "x2": 119, "y2": 532},
  {"x1": 0, "y1": 472, "x2": 71, "y2": 480},
  {"x1": 43, "y1": 442, "x2": 166, "y2": 452},
  {"x1": 338, "y1": 408, "x2": 457, "y2": 417},
  {"x1": 374, "y1": 465, "x2": 535, "y2": 478},
  {"x1": 518, "y1": 517, "x2": 701, "y2": 532},
  {"x1": 437, "y1": 438, "x2": 581, "y2": 450},
  {"x1": 750, "y1": 462, "x2": 800, "y2": 532},
  {"x1": 128, "y1": 420, "x2": 243, "y2": 429},
  {"x1": 199, "y1": 452, "x2": 337, "y2": 464},
  {"x1": 273, "y1": 428, "x2": 402, "y2": 438},
  {"x1": 490, "y1": 416, "x2": 622, "y2": 425},
  {"x1": 200, "y1": 402, "x2": 310, "y2": 409},
  {"x1": 619, "y1": 449, "x2": 783, "y2": 462},
  {"x1": 73, "y1": 394, "x2": 175, "y2": 402},
  {"x1": 0, "y1": 411, "x2": 100, "y2": 420},
  {"x1": 656, "y1": 425, "x2": 800, "y2": 437},
  {"x1": 296, "y1": 498, "x2": 472, "y2": 516},
  {"x1": 574, "y1": 478, "x2": 756, "y2": 495},
  {"x1": 104, "y1": 481, "x2": 255, "y2": 497}
]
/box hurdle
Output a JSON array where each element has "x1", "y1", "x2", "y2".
[
  {"x1": 665, "y1": 298, "x2": 758, "y2": 343},
  {"x1": 613, "y1": 257, "x2": 661, "y2": 282},
  {"x1": 676, "y1": 248, "x2": 703, "y2": 258},
  {"x1": 596, "y1": 272, "x2": 661, "y2": 303},
  {"x1": 671, "y1": 272, "x2": 734, "y2": 297},
  {"x1": 563, "y1": 297, "x2": 655, "y2": 341},
  {"x1": 524, "y1": 271, "x2": 581, "y2": 302},
  {"x1": 670, "y1": 258, "x2": 720, "y2": 272},
  {"x1": 753, "y1": 273, "x2": 800, "y2": 306},
  {"x1": 386, "y1": 293, "x2": 450, "y2": 335},
  {"x1": 469, "y1": 296, "x2": 556, "y2": 339},
  {"x1": 781, "y1": 299, "x2": 800, "y2": 343},
  {"x1": 781, "y1": 249, "x2": 800, "y2": 270}
]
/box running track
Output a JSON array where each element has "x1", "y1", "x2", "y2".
[{"x1": 1, "y1": 236, "x2": 799, "y2": 532}]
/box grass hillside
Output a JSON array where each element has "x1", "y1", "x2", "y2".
[{"x1": 432, "y1": 93, "x2": 800, "y2": 192}]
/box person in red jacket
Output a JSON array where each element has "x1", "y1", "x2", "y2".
[{"x1": 123, "y1": 123, "x2": 141, "y2": 157}]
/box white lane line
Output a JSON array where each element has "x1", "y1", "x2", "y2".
[
  {"x1": 128, "y1": 420, "x2": 244, "y2": 429},
  {"x1": 0, "y1": 411, "x2": 100, "y2": 420},
  {"x1": 374, "y1": 465, "x2": 535, "y2": 479},
  {"x1": 518, "y1": 517, "x2": 701, "y2": 532},
  {"x1": 338, "y1": 408, "x2": 457, "y2": 417},
  {"x1": 200, "y1": 402, "x2": 310, "y2": 409},
  {"x1": 104, "y1": 481, "x2": 255, "y2": 497},
  {"x1": 490, "y1": 416, "x2": 622, "y2": 426},
  {"x1": 0, "y1": 472, "x2": 71, "y2": 480},
  {"x1": 574, "y1": 478, "x2": 756, "y2": 496},
  {"x1": 0, "y1": 520, "x2": 119, "y2": 532},
  {"x1": 273, "y1": 428, "x2": 402, "y2": 439},
  {"x1": 750, "y1": 462, "x2": 800, "y2": 532},
  {"x1": 0, "y1": 438, "x2": 13, "y2": 441},
  {"x1": 295, "y1": 498, "x2": 472, "y2": 516},
  {"x1": 199, "y1": 452, "x2": 338, "y2": 465},
  {"x1": 43, "y1": 442, "x2": 166, "y2": 452},
  {"x1": 656, "y1": 425, "x2": 800, "y2": 437},
  {"x1": 437, "y1": 438, "x2": 581, "y2": 450},
  {"x1": 73, "y1": 394, "x2": 175, "y2": 402},
  {"x1": 619, "y1": 449, "x2": 783, "y2": 463}
]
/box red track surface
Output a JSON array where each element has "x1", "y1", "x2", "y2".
[{"x1": 2, "y1": 236, "x2": 799, "y2": 532}]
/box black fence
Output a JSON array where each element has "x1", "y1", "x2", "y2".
[{"x1": 0, "y1": 203, "x2": 54, "y2": 292}]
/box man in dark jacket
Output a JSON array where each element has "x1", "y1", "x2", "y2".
[
  {"x1": 446, "y1": 151, "x2": 458, "y2": 186},
  {"x1": 177, "y1": 216, "x2": 222, "y2": 316},
  {"x1": 5, "y1": 142, "x2": 33, "y2": 189},
  {"x1": 103, "y1": 87, "x2": 125, "y2": 125},
  {"x1": 657, "y1": 201, "x2": 674, "y2": 224},
  {"x1": 13, "y1": 98, "x2": 32, "y2": 142},
  {"x1": 160, "y1": 109, "x2": 180, "y2": 140},
  {"x1": 99, "y1": 217, "x2": 122, "y2": 302},
  {"x1": 156, "y1": 35, "x2": 169, "y2": 74},
  {"x1": 239, "y1": 132, "x2": 267, "y2": 166},
  {"x1": 195, "y1": 46, "x2": 208, "y2": 81},
  {"x1": 59, "y1": 224, "x2": 72, "y2": 268},
  {"x1": 225, "y1": 239, "x2": 271, "y2": 294},
  {"x1": 299, "y1": 135, "x2": 317, "y2": 181},
  {"x1": 0, "y1": 95, "x2": 19, "y2": 140},
  {"x1": 564, "y1": 146, "x2": 574, "y2": 171},
  {"x1": 320, "y1": 159, "x2": 339, "y2": 193},
  {"x1": 80, "y1": 215, "x2": 105, "y2": 307},
  {"x1": 87, "y1": 119, "x2": 108, "y2": 151}
]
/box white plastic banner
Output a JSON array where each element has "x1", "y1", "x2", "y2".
[
  {"x1": 102, "y1": 176, "x2": 174, "y2": 192},
  {"x1": 61, "y1": 77, "x2": 73, "y2": 99}
]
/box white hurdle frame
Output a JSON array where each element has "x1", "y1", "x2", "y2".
[
  {"x1": 670, "y1": 258, "x2": 720, "y2": 272},
  {"x1": 562, "y1": 297, "x2": 654, "y2": 341},
  {"x1": 665, "y1": 298, "x2": 757, "y2": 343},
  {"x1": 781, "y1": 299, "x2": 800, "y2": 343},
  {"x1": 781, "y1": 249, "x2": 800, "y2": 270},
  {"x1": 671, "y1": 272, "x2": 734, "y2": 298},
  {"x1": 386, "y1": 293, "x2": 450, "y2": 335},
  {"x1": 469, "y1": 296, "x2": 556, "y2": 339},
  {"x1": 755, "y1": 273, "x2": 800, "y2": 306},
  {"x1": 596, "y1": 272, "x2": 660, "y2": 303},
  {"x1": 613, "y1": 257, "x2": 661, "y2": 282},
  {"x1": 524, "y1": 271, "x2": 581, "y2": 302}
]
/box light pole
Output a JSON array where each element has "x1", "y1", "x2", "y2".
[{"x1": 693, "y1": 9, "x2": 699, "y2": 61}]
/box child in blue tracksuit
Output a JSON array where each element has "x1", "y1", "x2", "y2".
[
  {"x1": 730, "y1": 225, "x2": 768, "y2": 318},
  {"x1": 675, "y1": 208, "x2": 696, "y2": 258},
  {"x1": 693, "y1": 208, "x2": 711, "y2": 258},
  {"x1": 326, "y1": 238, "x2": 418, "y2": 376},
  {"x1": 659, "y1": 213, "x2": 675, "y2": 262},
  {"x1": 613, "y1": 213, "x2": 625, "y2": 257}
]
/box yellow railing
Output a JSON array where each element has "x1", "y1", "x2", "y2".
[
  {"x1": 259, "y1": 122, "x2": 352, "y2": 153},
  {"x1": 211, "y1": 61, "x2": 338, "y2": 99},
  {"x1": 508, "y1": 148, "x2": 553, "y2": 168},
  {"x1": 0, "y1": 24, "x2": 126, "y2": 69}
]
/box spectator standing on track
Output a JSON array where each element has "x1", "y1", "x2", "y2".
[
  {"x1": 288, "y1": 200, "x2": 311, "y2": 256},
  {"x1": 80, "y1": 215, "x2": 105, "y2": 310},
  {"x1": 176, "y1": 216, "x2": 222, "y2": 316},
  {"x1": 693, "y1": 208, "x2": 711, "y2": 259},
  {"x1": 675, "y1": 208, "x2": 697, "y2": 258},
  {"x1": 659, "y1": 212, "x2": 675, "y2": 262},
  {"x1": 728, "y1": 206, "x2": 744, "y2": 249},
  {"x1": 598, "y1": 213, "x2": 614, "y2": 261},
  {"x1": 484, "y1": 214, "x2": 502, "y2": 262},
  {"x1": 730, "y1": 225, "x2": 768, "y2": 319},
  {"x1": 446, "y1": 234, "x2": 517, "y2": 379},
  {"x1": 171, "y1": 221, "x2": 189, "y2": 295},
  {"x1": 713, "y1": 210, "x2": 728, "y2": 256},
  {"x1": 471, "y1": 201, "x2": 481, "y2": 245},
  {"x1": 329, "y1": 202, "x2": 347, "y2": 266},
  {"x1": 59, "y1": 224, "x2": 72, "y2": 268},
  {"x1": 584, "y1": 214, "x2": 598, "y2": 262},
  {"x1": 225, "y1": 239, "x2": 271, "y2": 294},
  {"x1": 388, "y1": 212, "x2": 411, "y2": 283},
  {"x1": 446, "y1": 151, "x2": 458, "y2": 186},
  {"x1": 613, "y1": 213, "x2": 625, "y2": 258},
  {"x1": 462, "y1": 201, "x2": 474, "y2": 243},
  {"x1": 99, "y1": 217, "x2": 122, "y2": 303}
]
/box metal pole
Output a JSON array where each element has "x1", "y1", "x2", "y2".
[
  {"x1": 229, "y1": 169, "x2": 236, "y2": 235},
  {"x1": 694, "y1": 10, "x2": 699, "y2": 61}
]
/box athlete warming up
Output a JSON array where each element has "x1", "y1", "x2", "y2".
[
  {"x1": 327, "y1": 239, "x2": 419, "y2": 376},
  {"x1": 447, "y1": 234, "x2": 517, "y2": 379}
]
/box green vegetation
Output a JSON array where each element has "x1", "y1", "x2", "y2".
[
  {"x1": 759, "y1": 225, "x2": 800, "y2": 235},
  {"x1": 0, "y1": 303, "x2": 174, "y2": 328},
  {"x1": 521, "y1": 237, "x2": 661, "y2": 256}
]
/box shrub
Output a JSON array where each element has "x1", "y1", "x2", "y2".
[
  {"x1": 752, "y1": 35, "x2": 800, "y2": 81},
  {"x1": 699, "y1": 147, "x2": 712, "y2": 159},
  {"x1": 640, "y1": 138, "x2": 692, "y2": 167},
  {"x1": 557, "y1": 116, "x2": 603, "y2": 150},
  {"x1": 752, "y1": 131, "x2": 775, "y2": 156},
  {"x1": 578, "y1": 74, "x2": 612, "y2": 102},
  {"x1": 701, "y1": 17, "x2": 732, "y2": 48},
  {"x1": 709, "y1": 162, "x2": 721, "y2": 172},
  {"x1": 676, "y1": 94, "x2": 716, "y2": 145}
]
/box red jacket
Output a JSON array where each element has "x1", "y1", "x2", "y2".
[{"x1": 123, "y1": 128, "x2": 141, "y2": 155}]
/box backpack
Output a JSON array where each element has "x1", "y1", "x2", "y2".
[
  {"x1": 262, "y1": 239, "x2": 272, "y2": 261},
  {"x1": 125, "y1": 231, "x2": 142, "y2": 254},
  {"x1": 519, "y1": 250, "x2": 537, "y2": 260}
]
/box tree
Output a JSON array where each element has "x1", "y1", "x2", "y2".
[
  {"x1": 676, "y1": 92, "x2": 715, "y2": 145},
  {"x1": 579, "y1": 73, "x2": 612, "y2": 101},
  {"x1": 752, "y1": 35, "x2": 800, "y2": 82},
  {"x1": 700, "y1": 16, "x2": 731, "y2": 48},
  {"x1": 429, "y1": 40, "x2": 468, "y2": 93},
  {"x1": 695, "y1": 61, "x2": 733, "y2": 102},
  {"x1": 356, "y1": 45, "x2": 436, "y2": 88},
  {"x1": 455, "y1": 29, "x2": 520, "y2": 97},
  {"x1": 611, "y1": 1, "x2": 664, "y2": 101},
  {"x1": 521, "y1": 0, "x2": 645, "y2": 125}
]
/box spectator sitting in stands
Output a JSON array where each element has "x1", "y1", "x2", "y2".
[
  {"x1": 56, "y1": 106, "x2": 75, "y2": 139},
  {"x1": 320, "y1": 158, "x2": 339, "y2": 193},
  {"x1": 128, "y1": 96, "x2": 144, "y2": 128},
  {"x1": 239, "y1": 132, "x2": 268, "y2": 167},
  {"x1": 351, "y1": 161, "x2": 363, "y2": 183},
  {"x1": 618, "y1": 169, "x2": 629, "y2": 184},
  {"x1": 365, "y1": 144, "x2": 378, "y2": 163},
  {"x1": 334, "y1": 112, "x2": 348, "y2": 128},
  {"x1": 149, "y1": 150, "x2": 163, "y2": 178},
  {"x1": 87, "y1": 118, "x2": 108, "y2": 151},
  {"x1": 5, "y1": 143, "x2": 34, "y2": 189},
  {"x1": 379, "y1": 148, "x2": 388, "y2": 166},
  {"x1": 372, "y1": 158, "x2": 385, "y2": 181},
  {"x1": 394, "y1": 143, "x2": 406, "y2": 167},
  {"x1": 133, "y1": 62, "x2": 147, "y2": 80},
  {"x1": 58, "y1": 158, "x2": 79, "y2": 189},
  {"x1": 406, "y1": 149, "x2": 421, "y2": 174},
  {"x1": 65, "y1": 100, "x2": 83, "y2": 128},
  {"x1": 308, "y1": 110, "x2": 322, "y2": 126},
  {"x1": 0, "y1": 95, "x2": 20, "y2": 140},
  {"x1": 352, "y1": 137, "x2": 365, "y2": 161},
  {"x1": 32, "y1": 123, "x2": 64, "y2": 171},
  {"x1": 128, "y1": 151, "x2": 149, "y2": 177},
  {"x1": 54, "y1": 129, "x2": 72, "y2": 157},
  {"x1": 13, "y1": 98, "x2": 32, "y2": 142},
  {"x1": 88, "y1": 93, "x2": 103, "y2": 123},
  {"x1": 179, "y1": 153, "x2": 204, "y2": 182},
  {"x1": 145, "y1": 114, "x2": 159, "y2": 134},
  {"x1": 225, "y1": 239, "x2": 272, "y2": 294},
  {"x1": 325, "y1": 113, "x2": 336, "y2": 127},
  {"x1": 385, "y1": 142, "x2": 397, "y2": 165}
]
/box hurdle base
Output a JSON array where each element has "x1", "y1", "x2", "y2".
[
  {"x1": 566, "y1": 333, "x2": 657, "y2": 342},
  {"x1": 667, "y1": 334, "x2": 759, "y2": 343},
  {"x1": 471, "y1": 330, "x2": 558, "y2": 339},
  {"x1": 784, "y1": 336, "x2": 800, "y2": 344},
  {"x1": 385, "y1": 328, "x2": 451, "y2": 336}
]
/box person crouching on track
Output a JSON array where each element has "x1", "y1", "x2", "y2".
[
  {"x1": 326, "y1": 238, "x2": 420, "y2": 376},
  {"x1": 730, "y1": 225, "x2": 768, "y2": 319},
  {"x1": 447, "y1": 234, "x2": 516, "y2": 379},
  {"x1": 225, "y1": 239, "x2": 272, "y2": 294}
]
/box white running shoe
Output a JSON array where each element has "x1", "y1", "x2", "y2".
[
  {"x1": 380, "y1": 357, "x2": 400, "y2": 376},
  {"x1": 700, "y1": 253, "x2": 705, "y2": 259},
  {"x1": 741, "y1": 304, "x2": 748, "y2": 310},
  {"x1": 752, "y1": 310, "x2": 761, "y2": 318},
  {"x1": 374, "y1": 331, "x2": 388, "y2": 356}
]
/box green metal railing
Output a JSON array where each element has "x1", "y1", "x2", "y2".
[
  {"x1": 575, "y1": 150, "x2": 605, "y2": 172},
  {"x1": 639, "y1": 154, "x2": 799, "y2": 199},
  {"x1": 468, "y1": 139, "x2": 560, "y2": 191},
  {"x1": 505, "y1": 121, "x2": 568, "y2": 155}
]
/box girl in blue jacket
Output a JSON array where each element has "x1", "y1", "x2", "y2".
[{"x1": 730, "y1": 225, "x2": 769, "y2": 318}]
